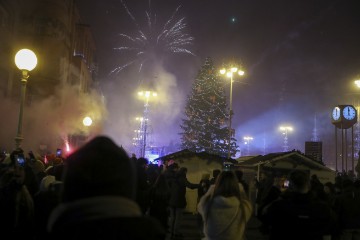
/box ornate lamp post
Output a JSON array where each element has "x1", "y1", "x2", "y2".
[
  {"x1": 220, "y1": 66, "x2": 245, "y2": 158},
  {"x1": 14, "y1": 49, "x2": 37, "y2": 150}
]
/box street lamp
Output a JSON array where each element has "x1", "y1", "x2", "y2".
[
  {"x1": 243, "y1": 136, "x2": 253, "y2": 156},
  {"x1": 133, "y1": 117, "x2": 144, "y2": 156},
  {"x1": 138, "y1": 90, "x2": 157, "y2": 158},
  {"x1": 14, "y1": 49, "x2": 37, "y2": 150},
  {"x1": 279, "y1": 125, "x2": 293, "y2": 152},
  {"x1": 355, "y1": 79, "x2": 360, "y2": 88},
  {"x1": 220, "y1": 66, "x2": 245, "y2": 158},
  {"x1": 83, "y1": 116, "x2": 93, "y2": 127}
]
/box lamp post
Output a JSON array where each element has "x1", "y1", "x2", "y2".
[
  {"x1": 138, "y1": 90, "x2": 157, "y2": 158},
  {"x1": 133, "y1": 117, "x2": 144, "y2": 157},
  {"x1": 279, "y1": 125, "x2": 293, "y2": 152},
  {"x1": 220, "y1": 66, "x2": 245, "y2": 158},
  {"x1": 243, "y1": 136, "x2": 253, "y2": 156},
  {"x1": 14, "y1": 49, "x2": 37, "y2": 150}
]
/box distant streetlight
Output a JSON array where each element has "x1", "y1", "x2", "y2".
[
  {"x1": 14, "y1": 49, "x2": 37, "y2": 150},
  {"x1": 138, "y1": 89, "x2": 157, "y2": 158},
  {"x1": 279, "y1": 125, "x2": 293, "y2": 152},
  {"x1": 243, "y1": 136, "x2": 253, "y2": 156},
  {"x1": 220, "y1": 65, "x2": 245, "y2": 158}
]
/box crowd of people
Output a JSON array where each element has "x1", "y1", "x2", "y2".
[
  {"x1": 255, "y1": 170, "x2": 360, "y2": 240},
  {"x1": 1, "y1": 136, "x2": 360, "y2": 240},
  {"x1": 0, "y1": 136, "x2": 252, "y2": 240}
]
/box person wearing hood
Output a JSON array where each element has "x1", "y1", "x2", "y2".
[
  {"x1": 197, "y1": 170, "x2": 252, "y2": 240},
  {"x1": 47, "y1": 136, "x2": 165, "y2": 240}
]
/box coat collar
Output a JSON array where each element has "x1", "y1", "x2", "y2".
[{"x1": 48, "y1": 196, "x2": 141, "y2": 232}]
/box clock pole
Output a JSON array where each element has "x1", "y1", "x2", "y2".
[
  {"x1": 335, "y1": 126, "x2": 338, "y2": 172},
  {"x1": 331, "y1": 105, "x2": 357, "y2": 173},
  {"x1": 352, "y1": 126, "x2": 355, "y2": 173},
  {"x1": 341, "y1": 128, "x2": 347, "y2": 172}
]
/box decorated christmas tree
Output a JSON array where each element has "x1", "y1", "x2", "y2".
[{"x1": 180, "y1": 57, "x2": 239, "y2": 158}]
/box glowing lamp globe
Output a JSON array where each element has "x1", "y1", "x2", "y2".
[
  {"x1": 15, "y1": 49, "x2": 37, "y2": 71},
  {"x1": 83, "y1": 117, "x2": 93, "y2": 127},
  {"x1": 355, "y1": 80, "x2": 360, "y2": 88}
]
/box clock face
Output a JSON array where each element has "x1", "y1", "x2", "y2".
[
  {"x1": 332, "y1": 107, "x2": 340, "y2": 120},
  {"x1": 343, "y1": 106, "x2": 356, "y2": 120}
]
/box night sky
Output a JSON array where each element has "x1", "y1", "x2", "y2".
[{"x1": 75, "y1": 0, "x2": 360, "y2": 166}]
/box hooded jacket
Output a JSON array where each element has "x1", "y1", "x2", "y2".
[{"x1": 47, "y1": 136, "x2": 166, "y2": 240}]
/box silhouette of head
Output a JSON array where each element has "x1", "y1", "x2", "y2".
[{"x1": 61, "y1": 136, "x2": 136, "y2": 202}]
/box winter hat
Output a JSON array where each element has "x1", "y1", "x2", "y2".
[
  {"x1": 39, "y1": 175, "x2": 56, "y2": 191},
  {"x1": 31, "y1": 160, "x2": 45, "y2": 174},
  {"x1": 61, "y1": 136, "x2": 136, "y2": 202}
]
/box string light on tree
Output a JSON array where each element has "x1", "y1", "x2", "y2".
[{"x1": 180, "y1": 57, "x2": 234, "y2": 157}]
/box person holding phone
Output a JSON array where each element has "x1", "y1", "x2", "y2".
[
  {"x1": 0, "y1": 150, "x2": 35, "y2": 238},
  {"x1": 16, "y1": 153, "x2": 26, "y2": 167},
  {"x1": 197, "y1": 170, "x2": 252, "y2": 240},
  {"x1": 10, "y1": 149, "x2": 39, "y2": 197},
  {"x1": 56, "y1": 149, "x2": 62, "y2": 158},
  {"x1": 261, "y1": 170, "x2": 337, "y2": 240}
]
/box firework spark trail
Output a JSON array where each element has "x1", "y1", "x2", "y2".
[{"x1": 110, "y1": 0, "x2": 195, "y2": 75}]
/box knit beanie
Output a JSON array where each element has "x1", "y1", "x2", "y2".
[
  {"x1": 31, "y1": 160, "x2": 45, "y2": 174},
  {"x1": 61, "y1": 136, "x2": 136, "y2": 202}
]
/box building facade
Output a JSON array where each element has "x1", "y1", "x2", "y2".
[{"x1": 0, "y1": 0, "x2": 99, "y2": 153}]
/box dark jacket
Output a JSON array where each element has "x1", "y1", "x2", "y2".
[
  {"x1": 136, "y1": 165, "x2": 151, "y2": 214},
  {"x1": 197, "y1": 179, "x2": 210, "y2": 202},
  {"x1": 168, "y1": 169, "x2": 198, "y2": 208},
  {"x1": 262, "y1": 191, "x2": 337, "y2": 240},
  {"x1": 334, "y1": 186, "x2": 360, "y2": 230},
  {"x1": 48, "y1": 196, "x2": 165, "y2": 240}
]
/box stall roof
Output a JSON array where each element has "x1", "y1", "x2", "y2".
[
  {"x1": 154, "y1": 149, "x2": 237, "y2": 164},
  {"x1": 236, "y1": 150, "x2": 333, "y2": 171}
]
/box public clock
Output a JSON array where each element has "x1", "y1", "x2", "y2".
[
  {"x1": 332, "y1": 107, "x2": 340, "y2": 121},
  {"x1": 331, "y1": 105, "x2": 357, "y2": 129},
  {"x1": 343, "y1": 105, "x2": 356, "y2": 120}
]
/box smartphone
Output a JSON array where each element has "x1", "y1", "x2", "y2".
[
  {"x1": 16, "y1": 153, "x2": 26, "y2": 167},
  {"x1": 56, "y1": 148, "x2": 62, "y2": 157},
  {"x1": 28, "y1": 151, "x2": 36, "y2": 163},
  {"x1": 284, "y1": 180, "x2": 290, "y2": 188}
]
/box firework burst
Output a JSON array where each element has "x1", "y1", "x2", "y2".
[{"x1": 110, "y1": 0, "x2": 195, "y2": 75}]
